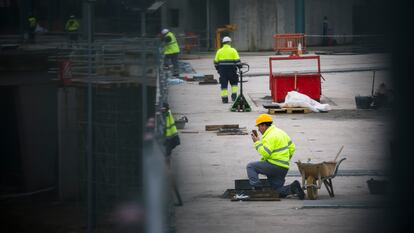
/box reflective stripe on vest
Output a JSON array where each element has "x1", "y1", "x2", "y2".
[{"x1": 268, "y1": 158, "x2": 289, "y2": 166}]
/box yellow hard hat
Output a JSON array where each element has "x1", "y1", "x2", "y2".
[{"x1": 255, "y1": 114, "x2": 273, "y2": 126}]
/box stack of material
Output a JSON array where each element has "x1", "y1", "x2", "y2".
[
  {"x1": 199, "y1": 74, "x2": 218, "y2": 85},
  {"x1": 205, "y1": 124, "x2": 247, "y2": 135}
]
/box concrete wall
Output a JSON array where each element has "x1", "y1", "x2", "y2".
[
  {"x1": 305, "y1": 0, "x2": 358, "y2": 46},
  {"x1": 230, "y1": 0, "x2": 278, "y2": 51},
  {"x1": 161, "y1": 0, "x2": 228, "y2": 50},
  {"x1": 161, "y1": 0, "x2": 375, "y2": 51}
]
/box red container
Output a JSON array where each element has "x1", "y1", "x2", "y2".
[{"x1": 269, "y1": 55, "x2": 321, "y2": 102}]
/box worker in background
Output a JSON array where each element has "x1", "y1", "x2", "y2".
[
  {"x1": 247, "y1": 114, "x2": 305, "y2": 199},
  {"x1": 65, "y1": 15, "x2": 80, "y2": 45},
  {"x1": 27, "y1": 13, "x2": 37, "y2": 44},
  {"x1": 163, "y1": 102, "x2": 183, "y2": 206},
  {"x1": 322, "y1": 16, "x2": 329, "y2": 46},
  {"x1": 161, "y1": 29, "x2": 180, "y2": 77},
  {"x1": 164, "y1": 103, "x2": 180, "y2": 156},
  {"x1": 214, "y1": 36, "x2": 241, "y2": 103}
]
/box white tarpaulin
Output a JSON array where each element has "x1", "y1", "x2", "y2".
[{"x1": 281, "y1": 91, "x2": 331, "y2": 112}]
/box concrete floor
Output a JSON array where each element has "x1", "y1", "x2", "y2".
[{"x1": 168, "y1": 52, "x2": 392, "y2": 233}]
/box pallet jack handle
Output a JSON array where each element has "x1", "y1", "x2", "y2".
[
  {"x1": 238, "y1": 63, "x2": 250, "y2": 75},
  {"x1": 238, "y1": 63, "x2": 249, "y2": 95}
]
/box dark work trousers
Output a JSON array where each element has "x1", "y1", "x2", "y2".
[
  {"x1": 164, "y1": 53, "x2": 180, "y2": 76},
  {"x1": 218, "y1": 66, "x2": 239, "y2": 97},
  {"x1": 246, "y1": 160, "x2": 293, "y2": 197}
]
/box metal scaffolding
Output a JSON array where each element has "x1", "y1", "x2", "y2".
[{"x1": 52, "y1": 36, "x2": 173, "y2": 233}]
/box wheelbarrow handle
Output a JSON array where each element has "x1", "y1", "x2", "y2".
[{"x1": 332, "y1": 158, "x2": 346, "y2": 178}]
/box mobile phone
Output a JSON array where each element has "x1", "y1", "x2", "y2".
[{"x1": 252, "y1": 129, "x2": 258, "y2": 137}]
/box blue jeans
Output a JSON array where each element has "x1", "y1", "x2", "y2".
[{"x1": 246, "y1": 161, "x2": 292, "y2": 197}]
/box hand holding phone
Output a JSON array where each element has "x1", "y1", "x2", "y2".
[{"x1": 252, "y1": 129, "x2": 258, "y2": 137}]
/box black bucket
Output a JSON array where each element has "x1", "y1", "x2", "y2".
[
  {"x1": 367, "y1": 178, "x2": 389, "y2": 195},
  {"x1": 355, "y1": 96, "x2": 373, "y2": 109}
]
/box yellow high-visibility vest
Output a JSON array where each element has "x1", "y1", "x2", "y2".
[
  {"x1": 253, "y1": 125, "x2": 295, "y2": 168},
  {"x1": 28, "y1": 16, "x2": 37, "y2": 28},
  {"x1": 164, "y1": 32, "x2": 180, "y2": 55},
  {"x1": 65, "y1": 19, "x2": 80, "y2": 32},
  {"x1": 214, "y1": 44, "x2": 241, "y2": 67}
]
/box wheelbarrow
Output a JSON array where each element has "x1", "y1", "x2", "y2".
[{"x1": 295, "y1": 146, "x2": 346, "y2": 200}]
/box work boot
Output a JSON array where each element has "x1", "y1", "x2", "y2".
[
  {"x1": 231, "y1": 93, "x2": 237, "y2": 101},
  {"x1": 290, "y1": 180, "x2": 305, "y2": 200},
  {"x1": 222, "y1": 97, "x2": 228, "y2": 104}
]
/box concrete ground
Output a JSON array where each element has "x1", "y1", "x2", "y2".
[{"x1": 168, "y1": 51, "x2": 392, "y2": 233}]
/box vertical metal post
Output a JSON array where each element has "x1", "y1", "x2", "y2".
[
  {"x1": 371, "y1": 70, "x2": 376, "y2": 97},
  {"x1": 206, "y1": 0, "x2": 210, "y2": 50},
  {"x1": 85, "y1": 1, "x2": 94, "y2": 233},
  {"x1": 141, "y1": 11, "x2": 146, "y2": 37},
  {"x1": 142, "y1": 49, "x2": 148, "y2": 132},
  {"x1": 295, "y1": 0, "x2": 305, "y2": 33}
]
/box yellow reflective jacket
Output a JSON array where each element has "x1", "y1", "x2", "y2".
[
  {"x1": 163, "y1": 32, "x2": 180, "y2": 55},
  {"x1": 253, "y1": 125, "x2": 295, "y2": 168},
  {"x1": 65, "y1": 19, "x2": 80, "y2": 32},
  {"x1": 28, "y1": 16, "x2": 37, "y2": 28},
  {"x1": 214, "y1": 44, "x2": 241, "y2": 67},
  {"x1": 165, "y1": 110, "x2": 180, "y2": 155}
]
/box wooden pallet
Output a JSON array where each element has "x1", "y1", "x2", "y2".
[{"x1": 268, "y1": 107, "x2": 311, "y2": 114}]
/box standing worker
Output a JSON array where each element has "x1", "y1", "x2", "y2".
[
  {"x1": 65, "y1": 15, "x2": 80, "y2": 45},
  {"x1": 214, "y1": 36, "x2": 241, "y2": 103},
  {"x1": 247, "y1": 114, "x2": 305, "y2": 199},
  {"x1": 27, "y1": 13, "x2": 37, "y2": 44},
  {"x1": 322, "y1": 16, "x2": 329, "y2": 46},
  {"x1": 161, "y1": 29, "x2": 180, "y2": 77}
]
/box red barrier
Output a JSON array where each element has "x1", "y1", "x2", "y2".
[
  {"x1": 269, "y1": 55, "x2": 321, "y2": 102},
  {"x1": 59, "y1": 60, "x2": 72, "y2": 85}
]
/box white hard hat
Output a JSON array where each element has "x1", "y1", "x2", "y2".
[
  {"x1": 161, "y1": 29, "x2": 169, "y2": 35},
  {"x1": 222, "y1": 36, "x2": 232, "y2": 43}
]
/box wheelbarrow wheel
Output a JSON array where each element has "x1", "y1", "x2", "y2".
[{"x1": 306, "y1": 176, "x2": 318, "y2": 200}]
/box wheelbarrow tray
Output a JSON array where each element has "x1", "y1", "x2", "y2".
[
  {"x1": 295, "y1": 158, "x2": 346, "y2": 200},
  {"x1": 296, "y1": 161, "x2": 337, "y2": 178}
]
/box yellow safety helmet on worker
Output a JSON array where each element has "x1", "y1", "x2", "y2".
[{"x1": 255, "y1": 113, "x2": 273, "y2": 126}]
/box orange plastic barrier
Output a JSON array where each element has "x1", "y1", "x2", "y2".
[{"x1": 273, "y1": 33, "x2": 306, "y2": 54}]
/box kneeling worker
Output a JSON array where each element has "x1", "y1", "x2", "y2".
[{"x1": 247, "y1": 114, "x2": 305, "y2": 199}]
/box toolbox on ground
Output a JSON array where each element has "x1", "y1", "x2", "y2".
[{"x1": 268, "y1": 55, "x2": 322, "y2": 103}]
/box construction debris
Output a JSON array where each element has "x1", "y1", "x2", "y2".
[
  {"x1": 205, "y1": 124, "x2": 239, "y2": 131},
  {"x1": 199, "y1": 74, "x2": 218, "y2": 85},
  {"x1": 217, "y1": 128, "x2": 248, "y2": 136}
]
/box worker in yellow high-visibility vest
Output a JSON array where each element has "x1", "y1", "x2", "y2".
[
  {"x1": 163, "y1": 103, "x2": 180, "y2": 156},
  {"x1": 27, "y1": 14, "x2": 37, "y2": 43},
  {"x1": 247, "y1": 114, "x2": 305, "y2": 199},
  {"x1": 214, "y1": 36, "x2": 241, "y2": 103},
  {"x1": 161, "y1": 29, "x2": 180, "y2": 77},
  {"x1": 65, "y1": 15, "x2": 80, "y2": 45}
]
